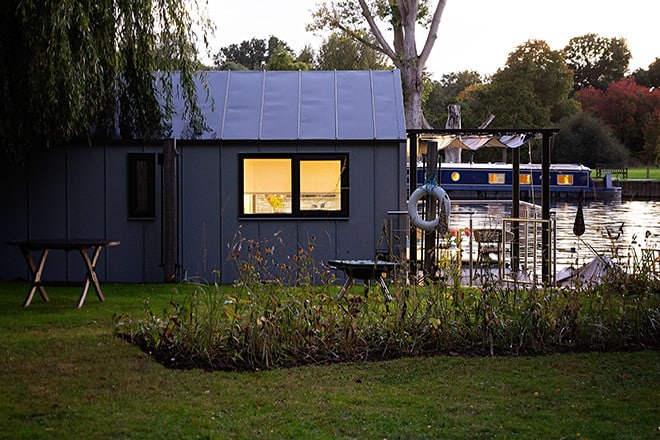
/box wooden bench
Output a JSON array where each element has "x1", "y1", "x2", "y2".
[{"x1": 595, "y1": 164, "x2": 628, "y2": 179}]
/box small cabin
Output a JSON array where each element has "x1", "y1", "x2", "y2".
[{"x1": 0, "y1": 70, "x2": 407, "y2": 284}]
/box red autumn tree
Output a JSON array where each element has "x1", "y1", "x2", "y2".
[{"x1": 577, "y1": 78, "x2": 660, "y2": 164}]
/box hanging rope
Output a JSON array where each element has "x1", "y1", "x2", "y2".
[{"x1": 422, "y1": 170, "x2": 438, "y2": 193}]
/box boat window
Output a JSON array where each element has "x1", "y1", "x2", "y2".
[
  {"x1": 557, "y1": 174, "x2": 574, "y2": 185},
  {"x1": 240, "y1": 154, "x2": 349, "y2": 218},
  {"x1": 488, "y1": 173, "x2": 506, "y2": 184},
  {"x1": 519, "y1": 174, "x2": 532, "y2": 185}
]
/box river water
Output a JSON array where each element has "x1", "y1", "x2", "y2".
[{"x1": 450, "y1": 199, "x2": 660, "y2": 271}]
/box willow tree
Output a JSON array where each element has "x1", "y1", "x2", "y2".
[
  {"x1": 0, "y1": 0, "x2": 212, "y2": 162},
  {"x1": 309, "y1": 0, "x2": 448, "y2": 129}
]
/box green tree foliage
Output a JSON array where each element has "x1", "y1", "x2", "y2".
[
  {"x1": 266, "y1": 45, "x2": 312, "y2": 71},
  {"x1": 213, "y1": 36, "x2": 291, "y2": 70},
  {"x1": 213, "y1": 37, "x2": 269, "y2": 70},
  {"x1": 422, "y1": 71, "x2": 484, "y2": 128},
  {"x1": 0, "y1": 0, "x2": 211, "y2": 162},
  {"x1": 577, "y1": 77, "x2": 660, "y2": 162},
  {"x1": 563, "y1": 33, "x2": 631, "y2": 93},
  {"x1": 213, "y1": 36, "x2": 311, "y2": 71},
  {"x1": 633, "y1": 57, "x2": 660, "y2": 88},
  {"x1": 297, "y1": 45, "x2": 317, "y2": 67},
  {"x1": 461, "y1": 40, "x2": 579, "y2": 128},
  {"x1": 316, "y1": 32, "x2": 389, "y2": 70},
  {"x1": 552, "y1": 112, "x2": 629, "y2": 167}
]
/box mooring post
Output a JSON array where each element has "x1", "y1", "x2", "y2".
[{"x1": 423, "y1": 141, "x2": 438, "y2": 278}]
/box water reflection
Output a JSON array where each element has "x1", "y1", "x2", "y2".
[
  {"x1": 553, "y1": 200, "x2": 660, "y2": 267},
  {"x1": 451, "y1": 200, "x2": 660, "y2": 269}
]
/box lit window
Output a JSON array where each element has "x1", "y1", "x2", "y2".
[
  {"x1": 300, "y1": 160, "x2": 342, "y2": 211},
  {"x1": 240, "y1": 154, "x2": 349, "y2": 217},
  {"x1": 450, "y1": 171, "x2": 460, "y2": 182},
  {"x1": 519, "y1": 174, "x2": 531, "y2": 184},
  {"x1": 488, "y1": 173, "x2": 505, "y2": 184},
  {"x1": 557, "y1": 174, "x2": 573, "y2": 185},
  {"x1": 243, "y1": 158, "x2": 292, "y2": 214}
]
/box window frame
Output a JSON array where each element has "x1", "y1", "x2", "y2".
[
  {"x1": 127, "y1": 153, "x2": 156, "y2": 220},
  {"x1": 239, "y1": 153, "x2": 349, "y2": 219}
]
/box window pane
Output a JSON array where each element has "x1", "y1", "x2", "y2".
[
  {"x1": 243, "y1": 158, "x2": 292, "y2": 214},
  {"x1": 488, "y1": 173, "x2": 505, "y2": 184},
  {"x1": 128, "y1": 153, "x2": 155, "y2": 219},
  {"x1": 300, "y1": 160, "x2": 342, "y2": 211},
  {"x1": 557, "y1": 174, "x2": 573, "y2": 185}
]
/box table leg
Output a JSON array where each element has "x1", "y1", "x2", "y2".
[
  {"x1": 336, "y1": 276, "x2": 354, "y2": 300},
  {"x1": 77, "y1": 245, "x2": 106, "y2": 309},
  {"x1": 21, "y1": 247, "x2": 50, "y2": 307}
]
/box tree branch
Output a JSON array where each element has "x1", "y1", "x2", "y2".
[
  {"x1": 356, "y1": 0, "x2": 398, "y2": 63},
  {"x1": 419, "y1": 0, "x2": 448, "y2": 67}
]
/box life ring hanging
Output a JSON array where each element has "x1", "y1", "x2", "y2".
[{"x1": 407, "y1": 185, "x2": 451, "y2": 232}]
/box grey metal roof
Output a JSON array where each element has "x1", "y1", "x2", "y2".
[{"x1": 167, "y1": 69, "x2": 406, "y2": 141}]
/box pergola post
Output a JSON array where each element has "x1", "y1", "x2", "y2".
[
  {"x1": 541, "y1": 132, "x2": 551, "y2": 284},
  {"x1": 512, "y1": 147, "x2": 520, "y2": 273},
  {"x1": 408, "y1": 132, "x2": 418, "y2": 274},
  {"x1": 423, "y1": 141, "x2": 438, "y2": 277}
]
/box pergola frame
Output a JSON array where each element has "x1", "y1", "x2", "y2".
[{"x1": 407, "y1": 128, "x2": 560, "y2": 284}]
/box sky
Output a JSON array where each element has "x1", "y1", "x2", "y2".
[{"x1": 204, "y1": 0, "x2": 659, "y2": 78}]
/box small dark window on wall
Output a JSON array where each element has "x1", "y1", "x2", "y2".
[
  {"x1": 128, "y1": 153, "x2": 156, "y2": 219},
  {"x1": 239, "y1": 153, "x2": 349, "y2": 218}
]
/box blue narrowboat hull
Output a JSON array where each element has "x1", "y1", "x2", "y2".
[{"x1": 415, "y1": 163, "x2": 621, "y2": 200}]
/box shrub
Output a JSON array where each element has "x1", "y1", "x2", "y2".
[{"x1": 114, "y1": 233, "x2": 659, "y2": 371}]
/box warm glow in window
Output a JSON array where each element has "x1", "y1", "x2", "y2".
[
  {"x1": 243, "y1": 158, "x2": 292, "y2": 214},
  {"x1": 241, "y1": 154, "x2": 348, "y2": 217},
  {"x1": 488, "y1": 173, "x2": 505, "y2": 184},
  {"x1": 557, "y1": 174, "x2": 574, "y2": 185},
  {"x1": 519, "y1": 174, "x2": 531, "y2": 184},
  {"x1": 300, "y1": 160, "x2": 342, "y2": 211},
  {"x1": 451, "y1": 171, "x2": 460, "y2": 182}
]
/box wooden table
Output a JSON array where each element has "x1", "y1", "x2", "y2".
[
  {"x1": 8, "y1": 239, "x2": 120, "y2": 308},
  {"x1": 328, "y1": 259, "x2": 397, "y2": 301}
]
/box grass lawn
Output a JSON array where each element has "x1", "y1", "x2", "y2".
[
  {"x1": 0, "y1": 282, "x2": 658, "y2": 439},
  {"x1": 592, "y1": 166, "x2": 660, "y2": 180},
  {"x1": 626, "y1": 167, "x2": 660, "y2": 180}
]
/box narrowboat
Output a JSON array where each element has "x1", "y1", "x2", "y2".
[{"x1": 416, "y1": 162, "x2": 621, "y2": 201}]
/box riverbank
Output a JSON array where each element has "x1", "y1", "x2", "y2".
[{"x1": 620, "y1": 179, "x2": 660, "y2": 199}]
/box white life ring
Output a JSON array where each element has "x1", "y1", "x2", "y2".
[{"x1": 407, "y1": 185, "x2": 451, "y2": 232}]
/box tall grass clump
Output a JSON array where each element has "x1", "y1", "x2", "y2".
[{"x1": 115, "y1": 231, "x2": 660, "y2": 371}]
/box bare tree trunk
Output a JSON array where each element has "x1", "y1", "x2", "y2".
[{"x1": 402, "y1": 67, "x2": 425, "y2": 129}]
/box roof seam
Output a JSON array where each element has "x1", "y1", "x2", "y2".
[
  {"x1": 334, "y1": 70, "x2": 339, "y2": 140},
  {"x1": 297, "y1": 70, "x2": 302, "y2": 140},
  {"x1": 220, "y1": 70, "x2": 231, "y2": 138},
  {"x1": 369, "y1": 70, "x2": 377, "y2": 140},
  {"x1": 258, "y1": 70, "x2": 266, "y2": 140}
]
